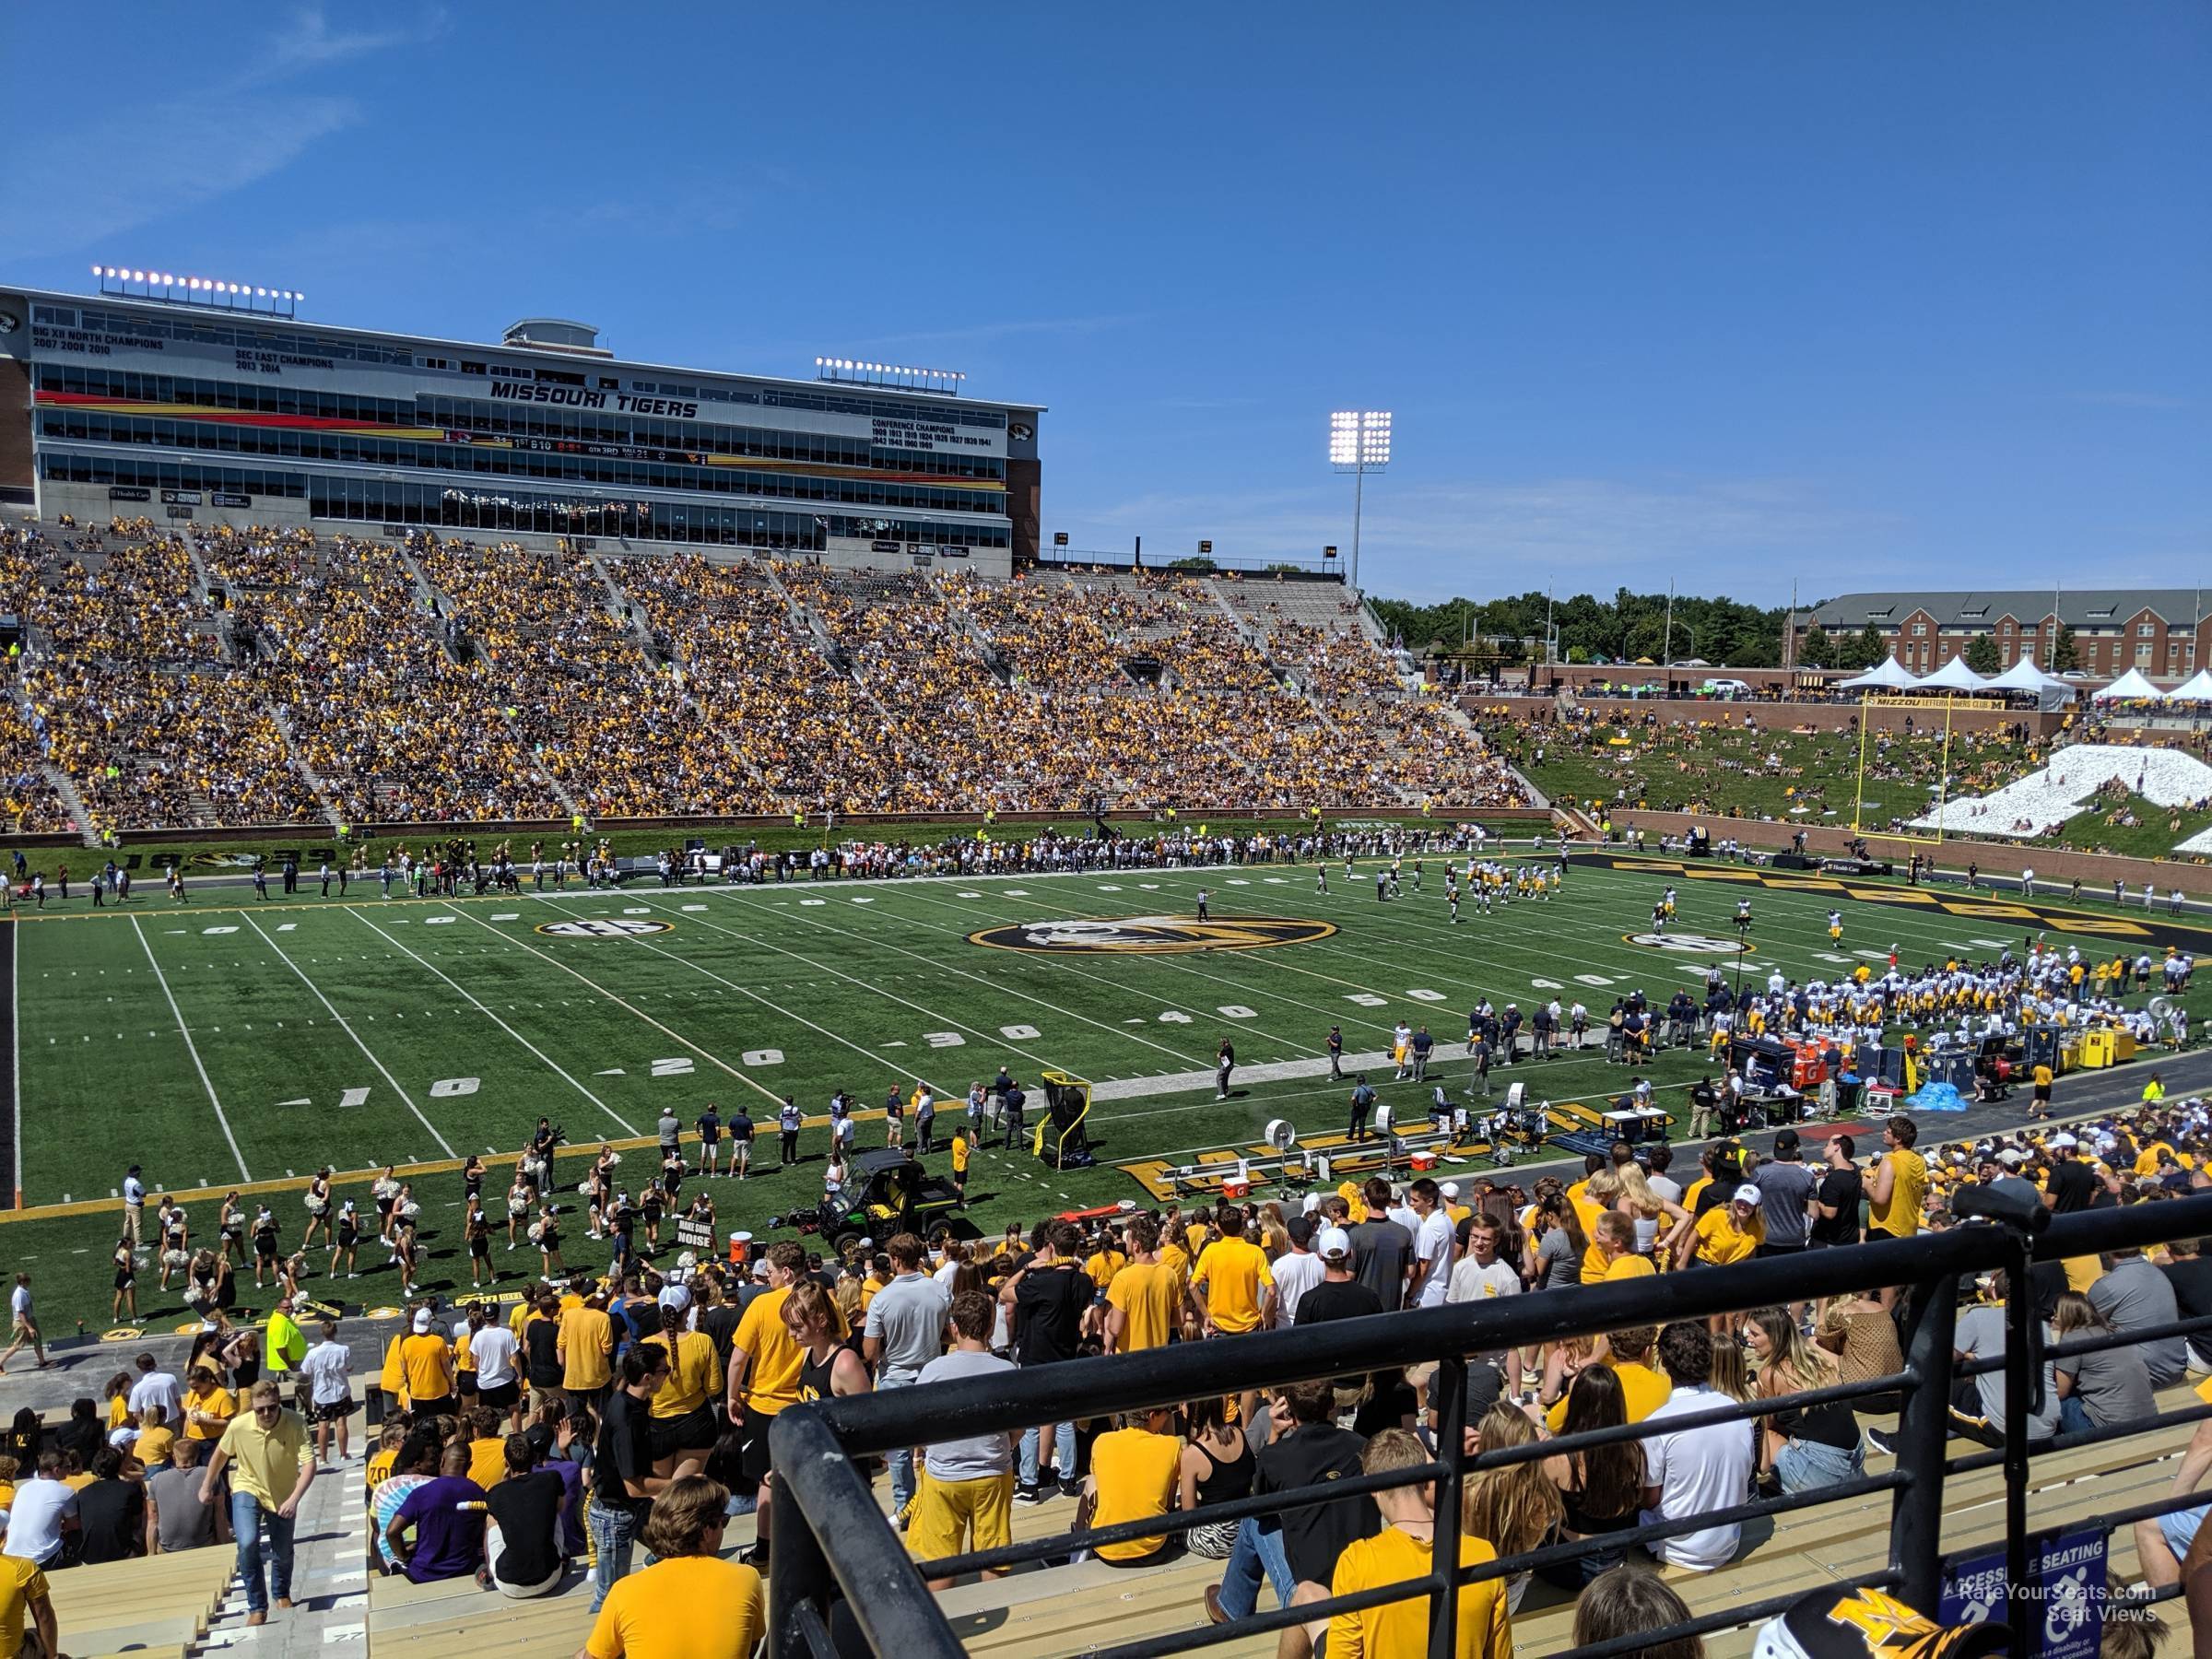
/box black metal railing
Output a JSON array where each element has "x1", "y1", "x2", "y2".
[{"x1": 770, "y1": 1194, "x2": 2212, "y2": 1659}]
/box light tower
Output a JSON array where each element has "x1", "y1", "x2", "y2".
[{"x1": 1329, "y1": 410, "x2": 1392, "y2": 594}]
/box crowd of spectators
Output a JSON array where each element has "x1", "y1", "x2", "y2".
[{"x1": 0, "y1": 520, "x2": 1577, "y2": 831}]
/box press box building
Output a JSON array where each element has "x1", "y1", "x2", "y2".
[{"x1": 0, "y1": 275, "x2": 1041, "y2": 576}]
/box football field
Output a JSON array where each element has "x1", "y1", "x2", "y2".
[{"x1": 2, "y1": 851, "x2": 2206, "y2": 1329}]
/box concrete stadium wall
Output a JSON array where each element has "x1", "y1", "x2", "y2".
[
  {"x1": 1465, "y1": 694, "x2": 2065, "y2": 738},
  {"x1": 1607, "y1": 808, "x2": 2210, "y2": 891}
]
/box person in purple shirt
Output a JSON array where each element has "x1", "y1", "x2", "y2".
[{"x1": 383, "y1": 1441, "x2": 486, "y2": 1583}]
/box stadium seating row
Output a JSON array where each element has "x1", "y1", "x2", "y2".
[{"x1": 0, "y1": 521, "x2": 1529, "y2": 833}]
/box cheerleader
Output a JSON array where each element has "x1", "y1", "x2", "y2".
[
  {"x1": 300, "y1": 1169, "x2": 333, "y2": 1249},
  {"x1": 685, "y1": 1189, "x2": 716, "y2": 1238},
  {"x1": 182, "y1": 1249, "x2": 226, "y2": 1324},
  {"x1": 111, "y1": 1237, "x2": 137, "y2": 1322},
  {"x1": 372, "y1": 1165, "x2": 400, "y2": 1242},
  {"x1": 159, "y1": 1236, "x2": 192, "y2": 1295},
  {"x1": 461, "y1": 1155, "x2": 485, "y2": 1208},
  {"x1": 217, "y1": 1192, "x2": 246, "y2": 1265},
  {"x1": 582, "y1": 1159, "x2": 609, "y2": 1241},
  {"x1": 505, "y1": 1175, "x2": 532, "y2": 1251},
  {"x1": 465, "y1": 1202, "x2": 492, "y2": 1288},
  {"x1": 660, "y1": 1146, "x2": 685, "y2": 1206},
  {"x1": 157, "y1": 1196, "x2": 189, "y2": 1270},
  {"x1": 329, "y1": 1199, "x2": 361, "y2": 1278},
  {"x1": 394, "y1": 1219, "x2": 420, "y2": 1298},
  {"x1": 278, "y1": 1250, "x2": 310, "y2": 1303},
  {"x1": 641, "y1": 1177, "x2": 665, "y2": 1251},
  {"x1": 531, "y1": 1203, "x2": 565, "y2": 1280},
  {"x1": 251, "y1": 1206, "x2": 282, "y2": 1288}
]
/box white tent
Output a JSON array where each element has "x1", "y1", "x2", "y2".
[
  {"x1": 2165, "y1": 668, "x2": 2212, "y2": 703},
  {"x1": 2091, "y1": 668, "x2": 2165, "y2": 702},
  {"x1": 1913, "y1": 656, "x2": 1992, "y2": 691},
  {"x1": 1983, "y1": 657, "x2": 2077, "y2": 697},
  {"x1": 1836, "y1": 657, "x2": 1918, "y2": 690}
]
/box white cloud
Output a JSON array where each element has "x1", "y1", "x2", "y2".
[{"x1": 0, "y1": 4, "x2": 439, "y2": 259}]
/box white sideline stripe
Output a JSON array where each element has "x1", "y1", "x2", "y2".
[
  {"x1": 239, "y1": 913, "x2": 456, "y2": 1160},
  {"x1": 1089, "y1": 1049, "x2": 1394, "y2": 1102},
  {"x1": 348, "y1": 911, "x2": 639, "y2": 1137},
  {"x1": 443, "y1": 905, "x2": 782, "y2": 1107},
  {"x1": 131, "y1": 915, "x2": 252, "y2": 1182}
]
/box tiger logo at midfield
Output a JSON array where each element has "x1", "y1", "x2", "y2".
[{"x1": 969, "y1": 915, "x2": 1335, "y2": 955}]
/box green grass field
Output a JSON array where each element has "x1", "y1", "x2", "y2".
[{"x1": 4, "y1": 852, "x2": 2204, "y2": 1335}]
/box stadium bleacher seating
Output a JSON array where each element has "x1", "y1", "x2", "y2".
[{"x1": 0, "y1": 520, "x2": 1531, "y2": 832}]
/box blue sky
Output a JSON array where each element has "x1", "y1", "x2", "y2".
[{"x1": 3, "y1": 3, "x2": 2206, "y2": 604}]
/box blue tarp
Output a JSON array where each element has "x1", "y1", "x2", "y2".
[{"x1": 1907, "y1": 1081, "x2": 1970, "y2": 1112}]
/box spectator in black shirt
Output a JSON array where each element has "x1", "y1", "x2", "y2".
[
  {"x1": 1295, "y1": 1229, "x2": 1384, "y2": 1409},
  {"x1": 2160, "y1": 1238, "x2": 2212, "y2": 1373},
  {"x1": 1202, "y1": 1380, "x2": 1378, "y2": 1625},
  {"x1": 524, "y1": 1292, "x2": 564, "y2": 1400},
  {"x1": 51, "y1": 1397, "x2": 104, "y2": 1465},
  {"x1": 481, "y1": 1433, "x2": 568, "y2": 1597},
  {"x1": 2043, "y1": 1138, "x2": 2098, "y2": 1214},
  {"x1": 586, "y1": 1346, "x2": 669, "y2": 1613},
  {"x1": 1001, "y1": 1218, "x2": 1094, "y2": 1501},
  {"x1": 76, "y1": 1445, "x2": 146, "y2": 1562},
  {"x1": 1809, "y1": 1135, "x2": 1864, "y2": 1247}
]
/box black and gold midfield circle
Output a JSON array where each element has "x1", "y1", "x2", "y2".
[{"x1": 968, "y1": 915, "x2": 1338, "y2": 955}]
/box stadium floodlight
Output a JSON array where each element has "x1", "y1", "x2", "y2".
[{"x1": 1328, "y1": 410, "x2": 1393, "y2": 595}]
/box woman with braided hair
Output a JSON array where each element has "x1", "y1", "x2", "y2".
[{"x1": 640, "y1": 1289, "x2": 723, "y2": 1481}]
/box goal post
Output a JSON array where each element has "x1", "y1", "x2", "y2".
[{"x1": 1850, "y1": 691, "x2": 1967, "y2": 849}]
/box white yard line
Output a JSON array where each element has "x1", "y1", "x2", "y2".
[
  {"x1": 641, "y1": 889, "x2": 1208, "y2": 1070},
  {"x1": 444, "y1": 905, "x2": 782, "y2": 1107},
  {"x1": 529, "y1": 893, "x2": 962, "y2": 1097},
  {"x1": 348, "y1": 910, "x2": 641, "y2": 1137},
  {"x1": 238, "y1": 914, "x2": 456, "y2": 1159},
  {"x1": 130, "y1": 916, "x2": 253, "y2": 1182}
]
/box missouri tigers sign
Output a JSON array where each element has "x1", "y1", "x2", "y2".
[
  {"x1": 536, "y1": 917, "x2": 675, "y2": 939},
  {"x1": 968, "y1": 916, "x2": 1336, "y2": 955}
]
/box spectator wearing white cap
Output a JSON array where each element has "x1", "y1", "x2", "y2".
[
  {"x1": 1293, "y1": 1229, "x2": 1383, "y2": 1419},
  {"x1": 1680, "y1": 1187, "x2": 1766, "y2": 1334}
]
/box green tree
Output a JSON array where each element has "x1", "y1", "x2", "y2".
[
  {"x1": 1799, "y1": 623, "x2": 1834, "y2": 668},
  {"x1": 1166, "y1": 556, "x2": 1217, "y2": 572},
  {"x1": 1845, "y1": 623, "x2": 1888, "y2": 670},
  {"x1": 2051, "y1": 624, "x2": 2080, "y2": 673},
  {"x1": 1962, "y1": 635, "x2": 2001, "y2": 675}
]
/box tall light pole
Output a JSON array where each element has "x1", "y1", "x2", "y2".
[{"x1": 1329, "y1": 410, "x2": 1392, "y2": 594}]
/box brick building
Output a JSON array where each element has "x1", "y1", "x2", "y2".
[{"x1": 1794, "y1": 590, "x2": 2209, "y2": 685}]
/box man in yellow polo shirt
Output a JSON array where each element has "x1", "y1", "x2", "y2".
[
  {"x1": 1189, "y1": 1209, "x2": 1274, "y2": 1336},
  {"x1": 199, "y1": 1381, "x2": 313, "y2": 1627},
  {"x1": 1103, "y1": 1216, "x2": 1182, "y2": 1354}
]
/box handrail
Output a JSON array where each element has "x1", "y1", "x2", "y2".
[{"x1": 769, "y1": 1194, "x2": 2212, "y2": 1659}]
